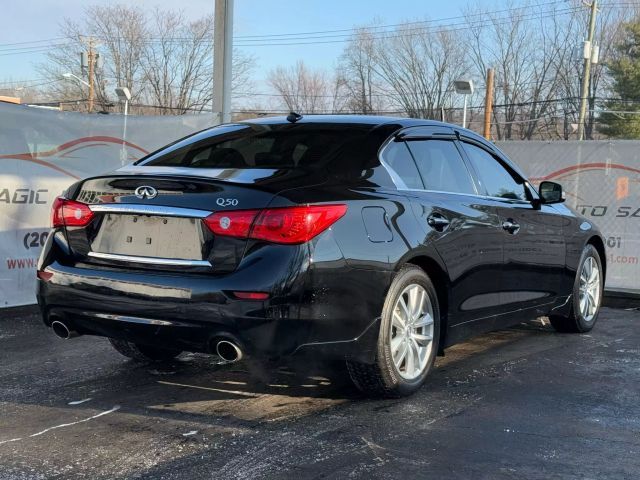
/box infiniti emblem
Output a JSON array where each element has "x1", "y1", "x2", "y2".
[{"x1": 135, "y1": 185, "x2": 158, "y2": 200}]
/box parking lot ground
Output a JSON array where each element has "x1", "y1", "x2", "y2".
[{"x1": 1, "y1": 306, "x2": 639, "y2": 479}]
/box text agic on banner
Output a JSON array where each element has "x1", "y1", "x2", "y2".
[{"x1": 0, "y1": 102, "x2": 212, "y2": 307}]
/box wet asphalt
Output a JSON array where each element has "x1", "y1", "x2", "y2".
[{"x1": 0, "y1": 306, "x2": 639, "y2": 479}]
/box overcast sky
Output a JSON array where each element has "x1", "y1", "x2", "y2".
[{"x1": 1, "y1": 0, "x2": 482, "y2": 85}]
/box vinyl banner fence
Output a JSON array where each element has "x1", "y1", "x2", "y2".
[
  {"x1": 0, "y1": 102, "x2": 212, "y2": 307},
  {"x1": 497, "y1": 140, "x2": 640, "y2": 295},
  {"x1": 1, "y1": 104, "x2": 638, "y2": 307}
]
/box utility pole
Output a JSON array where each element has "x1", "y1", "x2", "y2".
[
  {"x1": 81, "y1": 37, "x2": 97, "y2": 113},
  {"x1": 213, "y1": 0, "x2": 234, "y2": 124},
  {"x1": 483, "y1": 68, "x2": 495, "y2": 140},
  {"x1": 577, "y1": 0, "x2": 598, "y2": 140}
]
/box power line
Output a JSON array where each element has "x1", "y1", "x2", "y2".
[
  {"x1": 232, "y1": 0, "x2": 569, "y2": 39},
  {"x1": 0, "y1": 37, "x2": 67, "y2": 48},
  {"x1": 137, "y1": 5, "x2": 586, "y2": 47},
  {"x1": 0, "y1": 44, "x2": 72, "y2": 57},
  {"x1": 4, "y1": 0, "x2": 631, "y2": 53},
  {"x1": 234, "y1": 6, "x2": 581, "y2": 45}
]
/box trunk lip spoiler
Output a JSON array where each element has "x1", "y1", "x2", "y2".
[{"x1": 89, "y1": 204, "x2": 210, "y2": 219}]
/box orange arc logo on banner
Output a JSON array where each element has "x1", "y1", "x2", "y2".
[{"x1": 617, "y1": 176, "x2": 629, "y2": 201}]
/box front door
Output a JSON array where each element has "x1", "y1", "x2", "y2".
[{"x1": 459, "y1": 140, "x2": 566, "y2": 311}]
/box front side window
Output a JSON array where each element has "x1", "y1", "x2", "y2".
[
  {"x1": 406, "y1": 140, "x2": 476, "y2": 194},
  {"x1": 461, "y1": 143, "x2": 527, "y2": 200}
]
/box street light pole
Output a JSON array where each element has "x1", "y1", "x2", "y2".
[
  {"x1": 462, "y1": 95, "x2": 468, "y2": 128},
  {"x1": 213, "y1": 0, "x2": 234, "y2": 125},
  {"x1": 454, "y1": 79, "x2": 474, "y2": 129},
  {"x1": 122, "y1": 99, "x2": 128, "y2": 165},
  {"x1": 62, "y1": 72, "x2": 90, "y2": 88},
  {"x1": 62, "y1": 72, "x2": 89, "y2": 111},
  {"x1": 577, "y1": 0, "x2": 598, "y2": 140},
  {"x1": 115, "y1": 87, "x2": 131, "y2": 165}
]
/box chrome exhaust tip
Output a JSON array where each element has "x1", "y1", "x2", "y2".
[
  {"x1": 215, "y1": 340, "x2": 243, "y2": 363},
  {"x1": 51, "y1": 320, "x2": 80, "y2": 339}
]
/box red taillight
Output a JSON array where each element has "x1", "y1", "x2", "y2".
[
  {"x1": 204, "y1": 209, "x2": 260, "y2": 238},
  {"x1": 253, "y1": 205, "x2": 347, "y2": 244},
  {"x1": 51, "y1": 197, "x2": 65, "y2": 228},
  {"x1": 203, "y1": 204, "x2": 347, "y2": 245},
  {"x1": 51, "y1": 197, "x2": 94, "y2": 228}
]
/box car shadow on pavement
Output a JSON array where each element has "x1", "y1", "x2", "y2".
[{"x1": 37, "y1": 318, "x2": 560, "y2": 425}]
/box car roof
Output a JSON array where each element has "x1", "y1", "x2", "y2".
[
  {"x1": 241, "y1": 114, "x2": 446, "y2": 128},
  {"x1": 220, "y1": 115, "x2": 527, "y2": 181},
  {"x1": 239, "y1": 114, "x2": 490, "y2": 143}
]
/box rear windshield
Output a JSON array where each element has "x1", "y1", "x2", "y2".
[{"x1": 140, "y1": 123, "x2": 371, "y2": 170}]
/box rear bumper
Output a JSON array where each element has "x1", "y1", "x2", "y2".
[{"x1": 36, "y1": 259, "x2": 386, "y2": 363}]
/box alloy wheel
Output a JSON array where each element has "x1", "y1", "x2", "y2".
[
  {"x1": 389, "y1": 284, "x2": 435, "y2": 380},
  {"x1": 579, "y1": 256, "x2": 601, "y2": 322}
]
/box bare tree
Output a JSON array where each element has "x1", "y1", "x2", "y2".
[
  {"x1": 464, "y1": 0, "x2": 634, "y2": 140},
  {"x1": 585, "y1": 5, "x2": 633, "y2": 138},
  {"x1": 551, "y1": 4, "x2": 632, "y2": 139},
  {"x1": 372, "y1": 23, "x2": 469, "y2": 119},
  {"x1": 268, "y1": 61, "x2": 333, "y2": 113},
  {"x1": 338, "y1": 27, "x2": 386, "y2": 114},
  {"x1": 141, "y1": 10, "x2": 214, "y2": 114},
  {"x1": 39, "y1": 4, "x2": 255, "y2": 115},
  {"x1": 465, "y1": 1, "x2": 571, "y2": 139},
  {"x1": 84, "y1": 5, "x2": 148, "y2": 106},
  {"x1": 38, "y1": 6, "x2": 148, "y2": 110}
]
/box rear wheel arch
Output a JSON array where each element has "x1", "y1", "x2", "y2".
[{"x1": 400, "y1": 255, "x2": 450, "y2": 353}]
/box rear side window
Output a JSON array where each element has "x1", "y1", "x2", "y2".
[
  {"x1": 406, "y1": 140, "x2": 475, "y2": 194},
  {"x1": 142, "y1": 124, "x2": 369, "y2": 170},
  {"x1": 382, "y1": 141, "x2": 424, "y2": 189},
  {"x1": 461, "y1": 143, "x2": 527, "y2": 200}
]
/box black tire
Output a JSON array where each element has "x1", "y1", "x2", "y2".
[
  {"x1": 346, "y1": 265, "x2": 441, "y2": 398},
  {"x1": 108, "y1": 338, "x2": 182, "y2": 362},
  {"x1": 549, "y1": 244, "x2": 603, "y2": 333}
]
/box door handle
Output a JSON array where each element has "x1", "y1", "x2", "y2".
[
  {"x1": 427, "y1": 213, "x2": 450, "y2": 232},
  {"x1": 502, "y1": 219, "x2": 520, "y2": 234}
]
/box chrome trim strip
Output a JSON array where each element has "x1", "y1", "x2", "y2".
[
  {"x1": 87, "y1": 312, "x2": 195, "y2": 327},
  {"x1": 89, "y1": 204, "x2": 211, "y2": 218},
  {"x1": 551, "y1": 294, "x2": 573, "y2": 312},
  {"x1": 451, "y1": 299, "x2": 557, "y2": 327},
  {"x1": 87, "y1": 251, "x2": 211, "y2": 267}
]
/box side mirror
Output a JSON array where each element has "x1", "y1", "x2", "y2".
[{"x1": 539, "y1": 181, "x2": 565, "y2": 204}]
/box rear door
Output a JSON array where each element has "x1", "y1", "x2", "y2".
[
  {"x1": 383, "y1": 126, "x2": 506, "y2": 326},
  {"x1": 459, "y1": 138, "x2": 566, "y2": 310}
]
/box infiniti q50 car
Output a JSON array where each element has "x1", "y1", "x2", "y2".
[{"x1": 37, "y1": 115, "x2": 606, "y2": 397}]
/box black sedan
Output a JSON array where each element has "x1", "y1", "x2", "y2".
[{"x1": 36, "y1": 115, "x2": 606, "y2": 397}]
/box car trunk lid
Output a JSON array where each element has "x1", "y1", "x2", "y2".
[{"x1": 64, "y1": 172, "x2": 301, "y2": 273}]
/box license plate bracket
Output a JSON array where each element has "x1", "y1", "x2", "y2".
[{"x1": 91, "y1": 214, "x2": 203, "y2": 260}]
